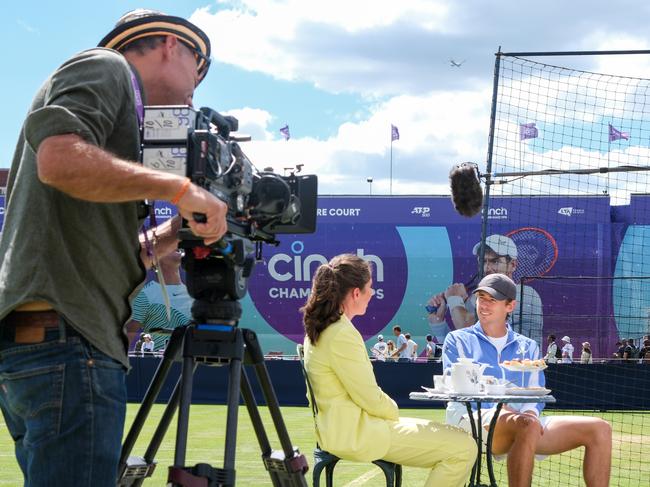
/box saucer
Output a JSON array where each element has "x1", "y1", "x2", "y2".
[{"x1": 421, "y1": 386, "x2": 447, "y2": 394}]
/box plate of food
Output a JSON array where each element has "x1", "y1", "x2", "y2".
[
  {"x1": 500, "y1": 358, "x2": 547, "y2": 372},
  {"x1": 505, "y1": 387, "x2": 551, "y2": 396}
]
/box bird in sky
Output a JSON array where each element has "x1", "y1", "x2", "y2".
[{"x1": 449, "y1": 58, "x2": 466, "y2": 67}]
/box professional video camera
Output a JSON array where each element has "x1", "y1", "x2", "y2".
[
  {"x1": 142, "y1": 105, "x2": 317, "y2": 241},
  {"x1": 118, "y1": 106, "x2": 315, "y2": 487},
  {"x1": 142, "y1": 105, "x2": 317, "y2": 304}
]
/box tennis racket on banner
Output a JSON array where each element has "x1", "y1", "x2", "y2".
[{"x1": 505, "y1": 227, "x2": 559, "y2": 282}]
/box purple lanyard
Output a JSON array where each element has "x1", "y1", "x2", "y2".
[
  {"x1": 129, "y1": 69, "x2": 144, "y2": 128},
  {"x1": 130, "y1": 68, "x2": 157, "y2": 257}
]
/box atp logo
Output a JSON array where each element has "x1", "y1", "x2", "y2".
[{"x1": 411, "y1": 207, "x2": 431, "y2": 217}]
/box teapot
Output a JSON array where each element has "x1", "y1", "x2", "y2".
[{"x1": 448, "y1": 358, "x2": 488, "y2": 394}]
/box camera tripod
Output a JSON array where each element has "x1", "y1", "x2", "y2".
[{"x1": 117, "y1": 249, "x2": 309, "y2": 486}]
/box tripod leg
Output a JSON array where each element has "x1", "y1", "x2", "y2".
[
  {"x1": 173, "y1": 353, "x2": 196, "y2": 467},
  {"x1": 240, "y1": 366, "x2": 273, "y2": 456},
  {"x1": 245, "y1": 330, "x2": 296, "y2": 459},
  {"x1": 119, "y1": 326, "x2": 186, "y2": 480},
  {"x1": 223, "y1": 348, "x2": 243, "y2": 473}
]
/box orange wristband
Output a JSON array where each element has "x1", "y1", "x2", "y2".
[{"x1": 171, "y1": 178, "x2": 191, "y2": 205}]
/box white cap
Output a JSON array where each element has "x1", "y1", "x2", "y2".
[
  {"x1": 378, "y1": 334, "x2": 384, "y2": 340},
  {"x1": 143, "y1": 333, "x2": 152, "y2": 339},
  {"x1": 473, "y1": 234, "x2": 518, "y2": 259},
  {"x1": 562, "y1": 336, "x2": 571, "y2": 343}
]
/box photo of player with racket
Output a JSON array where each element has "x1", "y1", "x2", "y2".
[{"x1": 426, "y1": 229, "x2": 558, "y2": 346}]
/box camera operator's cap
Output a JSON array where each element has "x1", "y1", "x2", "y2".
[
  {"x1": 562, "y1": 336, "x2": 571, "y2": 343},
  {"x1": 378, "y1": 334, "x2": 384, "y2": 340},
  {"x1": 473, "y1": 273, "x2": 516, "y2": 301},
  {"x1": 473, "y1": 234, "x2": 518, "y2": 259},
  {"x1": 143, "y1": 333, "x2": 152, "y2": 339},
  {"x1": 98, "y1": 9, "x2": 211, "y2": 81}
]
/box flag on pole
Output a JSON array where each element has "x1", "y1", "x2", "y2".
[
  {"x1": 279, "y1": 124, "x2": 290, "y2": 141},
  {"x1": 391, "y1": 124, "x2": 400, "y2": 141},
  {"x1": 519, "y1": 122, "x2": 538, "y2": 141},
  {"x1": 608, "y1": 123, "x2": 629, "y2": 142}
]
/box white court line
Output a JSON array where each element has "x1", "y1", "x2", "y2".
[{"x1": 342, "y1": 467, "x2": 381, "y2": 486}]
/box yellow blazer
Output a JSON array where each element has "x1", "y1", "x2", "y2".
[{"x1": 303, "y1": 315, "x2": 399, "y2": 462}]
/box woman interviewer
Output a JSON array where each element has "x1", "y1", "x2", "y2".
[{"x1": 301, "y1": 254, "x2": 476, "y2": 486}]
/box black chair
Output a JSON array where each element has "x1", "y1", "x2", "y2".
[{"x1": 296, "y1": 344, "x2": 402, "y2": 487}]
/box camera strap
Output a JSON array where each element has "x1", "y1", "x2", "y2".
[{"x1": 129, "y1": 66, "x2": 172, "y2": 321}]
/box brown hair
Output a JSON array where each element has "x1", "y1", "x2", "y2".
[{"x1": 301, "y1": 254, "x2": 371, "y2": 344}]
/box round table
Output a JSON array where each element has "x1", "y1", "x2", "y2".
[{"x1": 409, "y1": 390, "x2": 556, "y2": 487}]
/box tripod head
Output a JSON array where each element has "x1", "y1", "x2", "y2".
[{"x1": 180, "y1": 235, "x2": 255, "y2": 326}]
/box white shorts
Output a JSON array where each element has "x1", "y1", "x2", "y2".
[{"x1": 457, "y1": 409, "x2": 554, "y2": 461}]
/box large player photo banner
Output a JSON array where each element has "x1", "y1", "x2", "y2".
[{"x1": 141, "y1": 195, "x2": 648, "y2": 358}]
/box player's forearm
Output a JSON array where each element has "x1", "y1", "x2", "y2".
[
  {"x1": 37, "y1": 134, "x2": 185, "y2": 203},
  {"x1": 450, "y1": 307, "x2": 474, "y2": 329}
]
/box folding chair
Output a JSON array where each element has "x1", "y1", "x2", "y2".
[{"x1": 296, "y1": 344, "x2": 402, "y2": 487}]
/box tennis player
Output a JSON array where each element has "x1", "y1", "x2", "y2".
[{"x1": 427, "y1": 234, "x2": 544, "y2": 345}]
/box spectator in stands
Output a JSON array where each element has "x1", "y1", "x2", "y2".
[
  {"x1": 443, "y1": 273, "x2": 612, "y2": 487},
  {"x1": 405, "y1": 332, "x2": 418, "y2": 361},
  {"x1": 612, "y1": 340, "x2": 625, "y2": 360},
  {"x1": 580, "y1": 342, "x2": 593, "y2": 364},
  {"x1": 561, "y1": 335, "x2": 574, "y2": 363},
  {"x1": 391, "y1": 325, "x2": 410, "y2": 362},
  {"x1": 427, "y1": 234, "x2": 543, "y2": 347},
  {"x1": 133, "y1": 332, "x2": 146, "y2": 355},
  {"x1": 544, "y1": 334, "x2": 559, "y2": 364},
  {"x1": 425, "y1": 334, "x2": 438, "y2": 361},
  {"x1": 371, "y1": 334, "x2": 388, "y2": 361},
  {"x1": 639, "y1": 339, "x2": 650, "y2": 361},
  {"x1": 301, "y1": 253, "x2": 476, "y2": 486},
  {"x1": 386, "y1": 340, "x2": 397, "y2": 362},
  {"x1": 624, "y1": 339, "x2": 638, "y2": 361},
  {"x1": 141, "y1": 334, "x2": 155, "y2": 353}
]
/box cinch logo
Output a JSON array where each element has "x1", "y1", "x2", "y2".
[
  {"x1": 155, "y1": 206, "x2": 174, "y2": 216},
  {"x1": 267, "y1": 242, "x2": 385, "y2": 283},
  {"x1": 487, "y1": 207, "x2": 508, "y2": 219},
  {"x1": 411, "y1": 207, "x2": 431, "y2": 217}
]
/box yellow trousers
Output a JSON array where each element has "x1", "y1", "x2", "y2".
[{"x1": 381, "y1": 416, "x2": 476, "y2": 487}]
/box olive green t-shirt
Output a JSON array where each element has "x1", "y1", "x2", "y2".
[{"x1": 0, "y1": 48, "x2": 146, "y2": 368}]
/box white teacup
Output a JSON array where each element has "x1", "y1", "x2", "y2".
[{"x1": 433, "y1": 374, "x2": 449, "y2": 391}]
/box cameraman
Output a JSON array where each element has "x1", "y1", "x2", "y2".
[{"x1": 0, "y1": 9, "x2": 227, "y2": 486}]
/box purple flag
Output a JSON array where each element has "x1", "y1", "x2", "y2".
[
  {"x1": 519, "y1": 122, "x2": 538, "y2": 141},
  {"x1": 608, "y1": 123, "x2": 629, "y2": 142},
  {"x1": 279, "y1": 124, "x2": 290, "y2": 141},
  {"x1": 391, "y1": 124, "x2": 400, "y2": 141}
]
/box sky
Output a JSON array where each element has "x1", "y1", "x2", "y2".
[{"x1": 3, "y1": 0, "x2": 650, "y2": 195}]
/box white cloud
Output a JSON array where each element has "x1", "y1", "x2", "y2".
[
  {"x1": 190, "y1": 0, "x2": 650, "y2": 195},
  {"x1": 236, "y1": 88, "x2": 491, "y2": 194}
]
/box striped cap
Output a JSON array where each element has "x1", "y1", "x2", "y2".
[{"x1": 98, "y1": 9, "x2": 211, "y2": 80}]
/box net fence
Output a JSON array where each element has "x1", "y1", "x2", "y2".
[{"x1": 480, "y1": 50, "x2": 650, "y2": 486}]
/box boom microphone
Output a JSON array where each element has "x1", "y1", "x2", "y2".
[{"x1": 449, "y1": 162, "x2": 483, "y2": 217}]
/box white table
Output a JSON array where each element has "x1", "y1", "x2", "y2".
[{"x1": 409, "y1": 391, "x2": 556, "y2": 487}]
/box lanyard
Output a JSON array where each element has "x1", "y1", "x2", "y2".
[
  {"x1": 130, "y1": 66, "x2": 172, "y2": 319},
  {"x1": 129, "y1": 69, "x2": 144, "y2": 128}
]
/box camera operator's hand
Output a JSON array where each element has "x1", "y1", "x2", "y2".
[{"x1": 175, "y1": 181, "x2": 228, "y2": 245}]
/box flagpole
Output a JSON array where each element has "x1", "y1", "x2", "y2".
[{"x1": 390, "y1": 135, "x2": 393, "y2": 195}]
